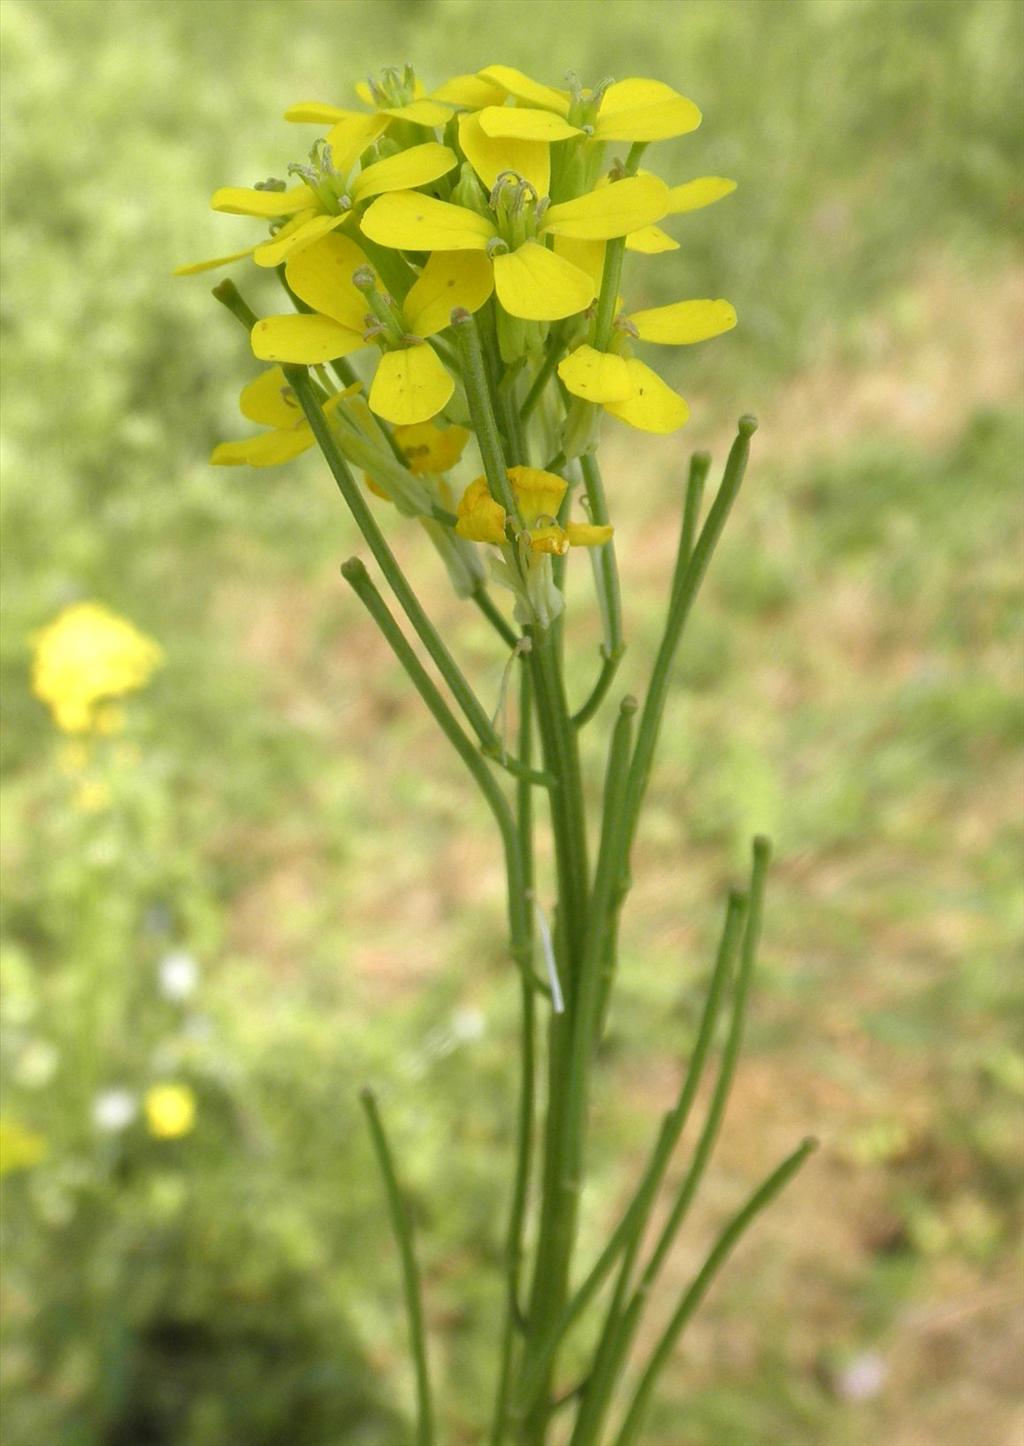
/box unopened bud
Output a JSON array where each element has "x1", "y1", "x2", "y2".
[{"x1": 352, "y1": 265, "x2": 377, "y2": 292}]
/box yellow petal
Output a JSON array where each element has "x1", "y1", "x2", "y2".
[
  {"x1": 625, "y1": 224, "x2": 679, "y2": 254},
  {"x1": 542, "y1": 175, "x2": 669, "y2": 240},
  {"x1": 593, "y1": 78, "x2": 701, "y2": 141},
  {"x1": 211, "y1": 428, "x2": 314, "y2": 467},
  {"x1": 508, "y1": 465, "x2": 567, "y2": 524},
  {"x1": 239, "y1": 366, "x2": 305, "y2": 428},
  {"x1": 284, "y1": 101, "x2": 349, "y2": 123},
  {"x1": 456, "y1": 476, "x2": 507, "y2": 543},
  {"x1": 403, "y1": 250, "x2": 494, "y2": 338},
  {"x1": 394, "y1": 420, "x2": 470, "y2": 474},
  {"x1": 627, "y1": 298, "x2": 737, "y2": 344},
  {"x1": 478, "y1": 65, "x2": 571, "y2": 115},
  {"x1": 492, "y1": 241, "x2": 593, "y2": 321},
  {"x1": 666, "y1": 176, "x2": 737, "y2": 213},
  {"x1": 432, "y1": 74, "x2": 507, "y2": 108},
  {"x1": 250, "y1": 314, "x2": 365, "y2": 365},
  {"x1": 327, "y1": 113, "x2": 390, "y2": 172},
  {"x1": 382, "y1": 99, "x2": 452, "y2": 126},
  {"x1": 253, "y1": 211, "x2": 348, "y2": 268},
  {"x1": 557, "y1": 345, "x2": 634, "y2": 404},
  {"x1": 173, "y1": 246, "x2": 255, "y2": 276},
  {"x1": 369, "y1": 343, "x2": 453, "y2": 425},
  {"x1": 552, "y1": 235, "x2": 606, "y2": 291},
  {"x1": 566, "y1": 521, "x2": 614, "y2": 547},
  {"x1": 477, "y1": 105, "x2": 579, "y2": 142},
  {"x1": 603, "y1": 358, "x2": 689, "y2": 433},
  {"x1": 457, "y1": 112, "x2": 550, "y2": 195},
  {"x1": 524, "y1": 524, "x2": 570, "y2": 556},
  {"x1": 351, "y1": 142, "x2": 458, "y2": 203},
  {"x1": 284, "y1": 232, "x2": 373, "y2": 329},
  {"x1": 211, "y1": 184, "x2": 316, "y2": 217},
  {"x1": 360, "y1": 191, "x2": 493, "y2": 251}
]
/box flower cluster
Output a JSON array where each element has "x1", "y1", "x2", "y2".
[
  {"x1": 32, "y1": 602, "x2": 163, "y2": 734},
  {"x1": 182, "y1": 64, "x2": 736, "y2": 623}
]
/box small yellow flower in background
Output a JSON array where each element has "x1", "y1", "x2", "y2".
[
  {"x1": 32, "y1": 602, "x2": 162, "y2": 734},
  {"x1": 145, "y1": 1084, "x2": 197, "y2": 1139},
  {"x1": 0, "y1": 1118, "x2": 47, "y2": 1176}
]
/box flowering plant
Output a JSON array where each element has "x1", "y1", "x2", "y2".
[{"x1": 180, "y1": 63, "x2": 813, "y2": 1445}]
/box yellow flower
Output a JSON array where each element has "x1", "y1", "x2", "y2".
[
  {"x1": 0, "y1": 1119, "x2": 47, "y2": 1176},
  {"x1": 365, "y1": 419, "x2": 470, "y2": 500},
  {"x1": 284, "y1": 65, "x2": 455, "y2": 159},
  {"x1": 360, "y1": 172, "x2": 669, "y2": 322},
  {"x1": 32, "y1": 603, "x2": 162, "y2": 734},
  {"x1": 558, "y1": 298, "x2": 737, "y2": 433},
  {"x1": 456, "y1": 466, "x2": 613, "y2": 555},
  {"x1": 175, "y1": 132, "x2": 457, "y2": 275},
  {"x1": 211, "y1": 364, "x2": 355, "y2": 468},
  {"x1": 473, "y1": 67, "x2": 702, "y2": 144},
  {"x1": 556, "y1": 175, "x2": 737, "y2": 280},
  {"x1": 145, "y1": 1084, "x2": 197, "y2": 1139},
  {"x1": 250, "y1": 232, "x2": 492, "y2": 425}
]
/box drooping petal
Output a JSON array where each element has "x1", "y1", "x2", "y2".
[
  {"x1": 351, "y1": 142, "x2": 458, "y2": 203},
  {"x1": 492, "y1": 241, "x2": 594, "y2": 321},
  {"x1": 456, "y1": 477, "x2": 507, "y2": 543},
  {"x1": 250, "y1": 314, "x2": 366, "y2": 365},
  {"x1": 593, "y1": 78, "x2": 701, "y2": 141},
  {"x1": 283, "y1": 233, "x2": 370, "y2": 329},
  {"x1": 239, "y1": 366, "x2": 306, "y2": 429},
  {"x1": 284, "y1": 101, "x2": 349, "y2": 124},
  {"x1": 508, "y1": 465, "x2": 567, "y2": 525},
  {"x1": 625, "y1": 225, "x2": 679, "y2": 254},
  {"x1": 253, "y1": 211, "x2": 348, "y2": 268},
  {"x1": 603, "y1": 358, "x2": 689, "y2": 433},
  {"x1": 557, "y1": 345, "x2": 634, "y2": 404},
  {"x1": 211, "y1": 184, "x2": 316, "y2": 217},
  {"x1": 627, "y1": 298, "x2": 737, "y2": 344},
  {"x1": 173, "y1": 246, "x2": 255, "y2": 276},
  {"x1": 477, "y1": 105, "x2": 579, "y2": 142},
  {"x1": 211, "y1": 428, "x2": 314, "y2": 467},
  {"x1": 403, "y1": 250, "x2": 494, "y2": 338},
  {"x1": 381, "y1": 99, "x2": 453, "y2": 127},
  {"x1": 394, "y1": 420, "x2": 470, "y2": 474},
  {"x1": 524, "y1": 524, "x2": 570, "y2": 556},
  {"x1": 432, "y1": 74, "x2": 507, "y2": 108},
  {"x1": 666, "y1": 176, "x2": 737, "y2": 213},
  {"x1": 360, "y1": 191, "x2": 494, "y2": 251},
  {"x1": 478, "y1": 65, "x2": 571, "y2": 116},
  {"x1": 457, "y1": 112, "x2": 550, "y2": 195},
  {"x1": 566, "y1": 521, "x2": 614, "y2": 547},
  {"x1": 369, "y1": 343, "x2": 453, "y2": 425},
  {"x1": 542, "y1": 175, "x2": 669, "y2": 240}
]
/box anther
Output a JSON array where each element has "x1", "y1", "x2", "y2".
[{"x1": 253, "y1": 177, "x2": 287, "y2": 192}]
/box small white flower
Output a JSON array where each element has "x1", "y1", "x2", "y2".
[
  {"x1": 452, "y1": 1007, "x2": 485, "y2": 1042},
  {"x1": 158, "y1": 951, "x2": 199, "y2": 1001},
  {"x1": 836, "y1": 1352, "x2": 887, "y2": 1402},
  {"x1": 92, "y1": 1088, "x2": 138, "y2": 1133}
]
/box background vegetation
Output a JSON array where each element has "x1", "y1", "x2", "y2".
[{"x1": 2, "y1": 1, "x2": 1021, "y2": 1442}]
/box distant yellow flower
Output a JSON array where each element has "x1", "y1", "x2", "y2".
[
  {"x1": 360, "y1": 172, "x2": 669, "y2": 322},
  {"x1": 145, "y1": 1084, "x2": 196, "y2": 1139},
  {"x1": 32, "y1": 603, "x2": 162, "y2": 734},
  {"x1": 74, "y1": 779, "x2": 111, "y2": 813},
  {"x1": 251, "y1": 233, "x2": 492, "y2": 425},
  {"x1": 0, "y1": 1118, "x2": 47, "y2": 1176},
  {"x1": 558, "y1": 298, "x2": 737, "y2": 433}
]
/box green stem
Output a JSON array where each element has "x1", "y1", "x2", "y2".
[
  {"x1": 573, "y1": 453, "x2": 624, "y2": 728},
  {"x1": 675, "y1": 451, "x2": 711, "y2": 587},
  {"x1": 359, "y1": 1088, "x2": 434, "y2": 1446},
  {"x1": 591, "y1": 142, "x2": 647, "y2": 353},
  {"x1": 491, "y1": 664, "x2": 538, "y2": 1446},
  {"x1": 473, "y1": 587, "x2": 519, "y2": 648},
  {"x1": 613, "y1": 1138, "x2": 818, "y2": 1446},
  {"x1": 520, "y1": 328, "x2": 565, "y2": 423},
  {"x1": 340, "y1": 559, "x2": 534, "y2": 989},
  {"x1": 452, "y1": 310, "x2": 518, "y2": 517},
  {"x1": 518, "y1": 888, "x2": 745, "y2": 1418},
  {"x1": 571, "y1": 839, "x2": 771, "y2": 1446}
]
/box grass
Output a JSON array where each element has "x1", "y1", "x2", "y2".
[{"x1": 1, "y1": 0, "x2": 1022, "y2": 1442}]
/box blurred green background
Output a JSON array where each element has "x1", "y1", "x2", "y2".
[{"x1": 2, "y1": 1, "x2": 1022, "y2": 1442}]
